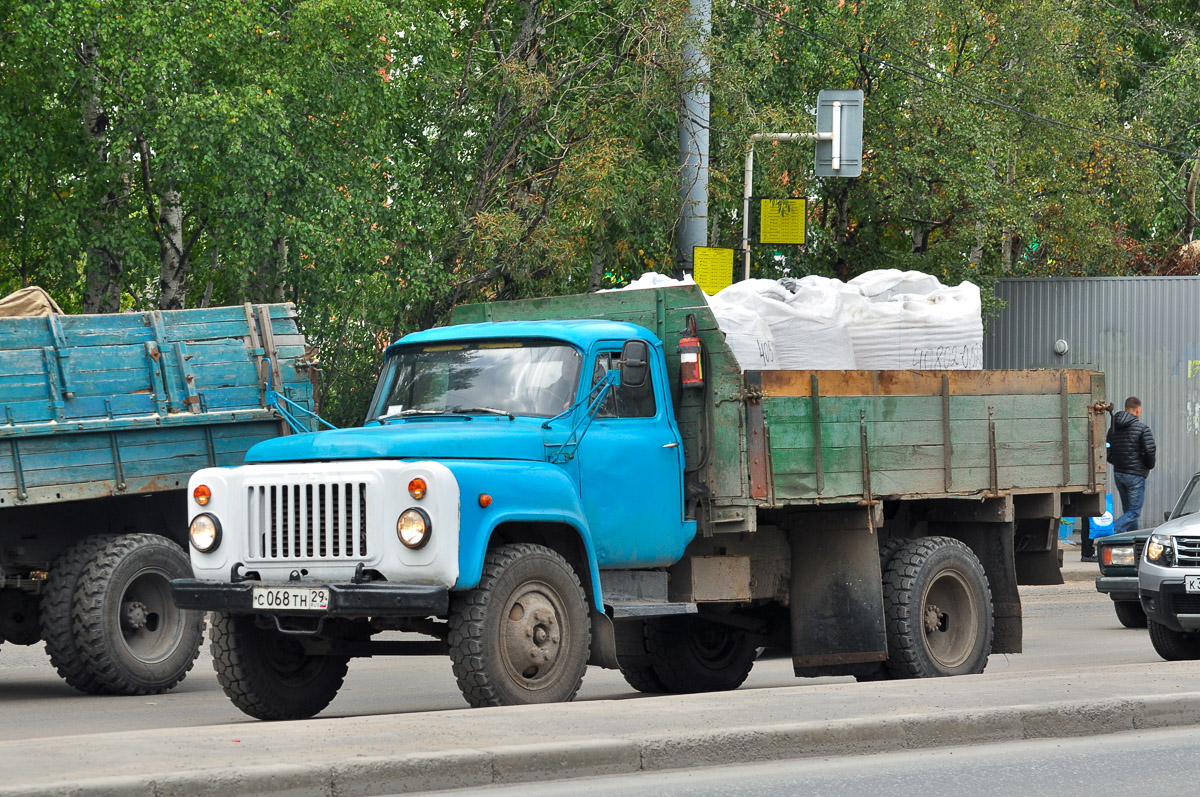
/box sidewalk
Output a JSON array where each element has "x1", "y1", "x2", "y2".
[{"x1": 4, "y1": 656, "x2": 1197, "y2": 796}]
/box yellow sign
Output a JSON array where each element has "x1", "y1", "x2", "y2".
[
  {"x1": 692, "y1": 247, "x2": 734, "y2": 295},
  {"x1": 760, "y1": 199, "x2": 807, "y2": 245},
  {"x1": 1190, "y1": 360, "x2": 1200, "y2": 378}
]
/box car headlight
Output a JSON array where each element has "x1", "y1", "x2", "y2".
[
  {"x1": 397, "y1": 508, "x2": 431, "y2": 549},
  {"x1": 189, "y1": 513, "x2": 222, "y2": 553},
  {"x1": 1146, "y1": 533, "x2": 1176, "y2": 566},
  {"x1": 1101, "y1": 545, "x2": 1135, "y2": 567}
]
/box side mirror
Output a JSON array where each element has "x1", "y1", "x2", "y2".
[
  {"x1": 620, "y1": 340, "x2": 649, "y2": 389},
  {"x1": 1165, "y1": 511, "x2": 1172, "y2": 522}
]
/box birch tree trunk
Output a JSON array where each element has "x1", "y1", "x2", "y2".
[
  {"x1": 157, "y1": 188, "x2": 186, "y2": 309},
  {"x1": 1184, "y1": 147, "x2": 1200, "y2": 242},
  {"x1": 999, "y1": 156, "x2": 1017, "y2": 273},
  {"x1": 81, "y1": 41, "x2": 125, "y2": 314},
  {"x1": 253, "y1": 236, "x2": 288, "y2": 302},
  {"x1": 968, "y1": 221, "x2": 985, "y2": 266}
]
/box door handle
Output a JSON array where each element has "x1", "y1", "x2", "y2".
[{"x1": 663, "y1": 442, "x2": 679, "y2": 448}]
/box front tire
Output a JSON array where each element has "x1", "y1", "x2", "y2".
[
  {"x1": 210, "y1": 612, "x2": 349, "y2": 720},
  {"x1": 73, "y1": 534, "x2": 204, "y2": 695},
  {"x1": 1148, "y1": 619, "x2": 1200, "y2": 660},
  {"x1": 448, "y1": 543, "x2": 591, "y2": 707},
  {"x1": 645, "y1": 615, "x2": 756, "y2": 693},
  {"x1": 883, "y1": 536, "x2": 993, "y2": 678},
  {"x1": 1113, "y1": 600, "x2": 1147, "y2": 629}
]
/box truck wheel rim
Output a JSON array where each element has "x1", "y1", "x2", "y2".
[
  {"x1": 499, "y1": 579, "x2": 567, "y2": 691},
  {"x1": 118, "y1": 566, "x2": 183, "y2": 664},
  {"x1": 921, "y1": 568, "x2": 977, "y2": 669}
]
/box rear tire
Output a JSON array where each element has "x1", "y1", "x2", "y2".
[
  {"x1": 883, "y1": 536, "x2": 993, "y2": 678},
  {"x1": 74, "y1": 534, "x2": 204, "y2": 695},
  {"x1": 40, "y1": 536, "x2": 111, "y2": 693},
  {"x1": 617, "y1": 619, "x2": 667, "y2": 693},
  {"x1": 645, "y1": 615, "x2": 756, "y2": 693},
  {"x1": 1147, "y1": 619, "x2": 1200, "y2": 661},
  {"x1": 1113, "y1": 600, "x2": 1147, "y2": 629},
  {"x1": 210, "y1": 612, "x2": 349, "y2": 720}
]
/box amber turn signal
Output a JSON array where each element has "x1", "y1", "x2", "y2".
[
  {"x1": 408, "y1": 478, "x2": 427, "y2": 500},
  {"x1": 478, "y1": 493, "x2": 492, "y2": 508},
  {"x1": 193, "y1": 484, "x2": 212, "y2": 506}
]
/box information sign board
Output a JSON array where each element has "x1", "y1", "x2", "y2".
[
  {"x1": 693, "y1": 247, "x2": 735, "y2": 294},
  {"x1": 759, "y1": 199, "x2": 807, "y2": 245}
]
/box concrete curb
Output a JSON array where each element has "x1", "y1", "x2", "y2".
[{"x1": 8, "y1": 694, "x2": 1200, "y2": 797}]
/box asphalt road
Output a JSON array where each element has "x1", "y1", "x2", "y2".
[
  {"x1": 439, "y1": 725, "x2": 1200, "y2": 797},
  {"x1": 0, "y1": 578, "x2": 1157, "y2": 741}
]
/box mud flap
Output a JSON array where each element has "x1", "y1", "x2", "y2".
[
  {"x1": 588, "y1": 609, "x2": 620, "y2": 669},
  {"x1": 1015, "y1": 544, "x2": 1065, "y2": 587},
  {"x1": 789, "y1": 508, "x2": 887, "y2": 677},
  {"x1": 939, "y1": 519, "x2": 1023, "y2": 655}
]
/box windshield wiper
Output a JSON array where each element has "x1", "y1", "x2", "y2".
[
  {"x1": 373, "y1": 409, "x2": 448, "y2": 424},
  {"x1": 452, "y1": 407, "x2": 516, "y2": 420}
]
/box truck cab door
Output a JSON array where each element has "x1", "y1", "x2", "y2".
[{"x1": 575, "y1": 341, "x2": 688, "y2": 567}]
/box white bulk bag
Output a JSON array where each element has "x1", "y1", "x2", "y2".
[
  {"x1": 842, "y1": 278, "x2": 983, "y2": 370},
  {"x1": 715, "y1": 279, "x2": 856, "y2": 369},
  {"x1": 706, "y1": 293, "x2": 777, "y2": 370}
]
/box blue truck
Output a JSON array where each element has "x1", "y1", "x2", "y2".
[
  {"x1": 0, "y1": 302, "x2": 315, "y2": 694},
  {"x1": 171, "y1": 285, "x2": 1108, "y2": 719}
]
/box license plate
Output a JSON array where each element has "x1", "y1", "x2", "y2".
[
  {"x1": 251, "y1": 586, "x2": 329, "y2": 612},
  {"x1": 1186, "y1": 576, "x2": 1200, "y2": 594}
]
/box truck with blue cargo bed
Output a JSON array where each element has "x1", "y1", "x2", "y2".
[
  {"x1": 171, "y1": 284, "x2": 1109, "y2": 719},
  {"x1": 0, "y1": 302, "x2": 315, "y2": 694}
]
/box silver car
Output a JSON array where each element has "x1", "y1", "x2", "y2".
[{"x1": 1139, "y1": 472, "x2": 1200, "y2": 659}]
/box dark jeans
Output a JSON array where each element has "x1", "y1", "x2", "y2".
[{"x1": 1113, "y1": 471, "x2": 1147, "y2": 534}]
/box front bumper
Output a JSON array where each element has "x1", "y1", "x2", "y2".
[
  {"x1": 1095, "y1": 575, "x2": 1138, "y2": 603},
  {"x1": 170, "y1": 579, "x2": 449, "y2": 618},
  {"x1": 1140, "y1": 581, "x2": 1200, "y2": 632}
]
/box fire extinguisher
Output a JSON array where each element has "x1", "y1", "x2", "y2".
[{"x1": 678, "y1": 314, "x2": 704, "y2": 389}]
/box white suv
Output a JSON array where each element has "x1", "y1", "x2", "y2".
[{"x1": 1139, "y1": 473, "x2": 1200, "y2": 659}]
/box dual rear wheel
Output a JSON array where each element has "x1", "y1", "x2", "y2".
[{"x1": 42, "y1": 534, "x2": 203, "y2": 696}]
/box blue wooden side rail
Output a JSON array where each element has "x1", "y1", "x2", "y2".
[{"x1": 0, "y1": 303, "x2": 315, "y2": 506}]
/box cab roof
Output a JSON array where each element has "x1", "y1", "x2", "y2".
[{"x1": 387, "y1": 319, "x2": 656, "y2": 355}]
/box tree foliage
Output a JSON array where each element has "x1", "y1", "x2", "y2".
[{"x1": 2, "y1": 0, "x2": 1199, "y2": 422}]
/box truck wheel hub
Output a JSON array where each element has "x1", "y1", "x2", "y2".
[
  {"x1": 122, "y1": 601, "x2": 150, "y2": 631},
  {"x1": 504, "y1": 592, "x2": 562, "y2": 679},
  {"x1": 923, "y1": 604, "x2": 947, "y2": 635}
]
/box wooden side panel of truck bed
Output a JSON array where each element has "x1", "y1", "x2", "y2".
[{"x1": 750, "y1": 368, "x2": 1106, "y2": 504}]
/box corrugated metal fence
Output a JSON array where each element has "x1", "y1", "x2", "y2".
[{"x1": 985, "y1": 277, "x2": 1200, "y2": 524}]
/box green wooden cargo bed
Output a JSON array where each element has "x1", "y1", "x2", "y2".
[{"x1": 453, "y1": 284, "x2": 1107, "y2": 525}]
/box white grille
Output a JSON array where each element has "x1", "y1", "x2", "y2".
[{"x1": 247, "y1": 482, "x2": 369, "y2": 561}]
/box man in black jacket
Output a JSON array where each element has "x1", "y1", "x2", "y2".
[{"x1": 1107, "y1": 396, "x2": 1156, "y2": 536}]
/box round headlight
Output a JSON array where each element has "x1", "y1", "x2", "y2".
[
  {"x1": 189, "y1": 513, "x2": 222, "y2": 553},
  {"x1": 397, "y1": 508, "x2": 432, "y2": 549}
]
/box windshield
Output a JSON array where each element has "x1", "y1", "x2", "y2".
[
  {"x1": 1170, "y1": 474, "x2": 1200, "y2": 520},
  {"x1": 367, "y1": 340, "x2": 583, "y2": 421}
]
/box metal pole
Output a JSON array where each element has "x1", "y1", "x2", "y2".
[
  {"x1": 742, "y1": 142, "x2": 756, "y2": 282},
  {"x1": 741, "y1": 132, "x2": 830, "y2": 281},
  {"x1": 677, "y1": 0, "x2": 711, "y2": 278}
]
